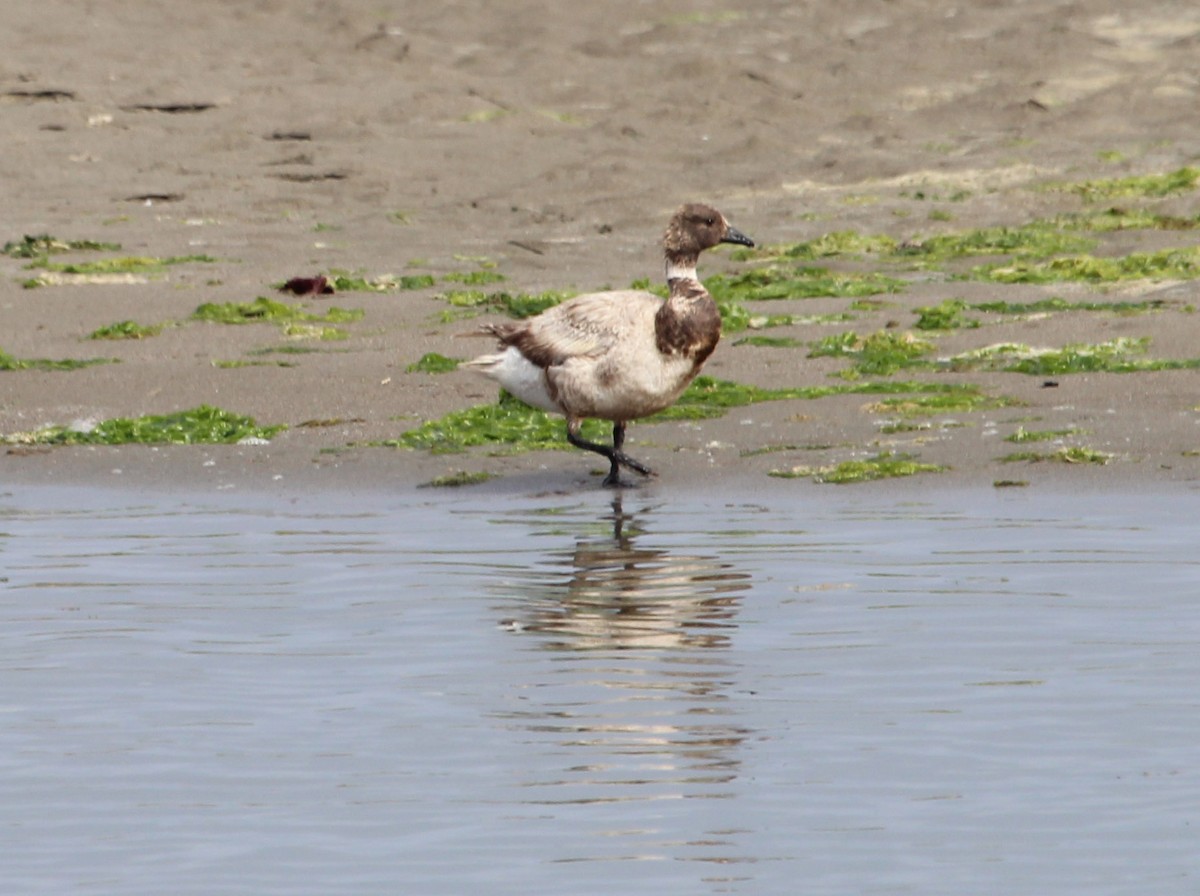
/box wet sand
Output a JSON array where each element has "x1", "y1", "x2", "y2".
[{"x1": 4, "y1": 0, "x2": 1200, "y2": 494}]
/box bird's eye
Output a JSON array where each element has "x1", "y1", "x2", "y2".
[{"x1": 705, "y1": 217, "x2": 715, "y2": 226}]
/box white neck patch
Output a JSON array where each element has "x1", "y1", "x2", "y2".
[{"x1": 665, "y1": 258, "x2": 698, "y2": 282}]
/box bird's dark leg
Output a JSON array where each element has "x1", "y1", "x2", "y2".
[{"x1": 566, "y1": 419, "x2": 654, "y2": 487}]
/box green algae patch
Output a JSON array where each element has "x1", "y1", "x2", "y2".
[
  {"x1": 1005, "y1": 426, "x2": 1081, "y2": 444},
  {"x1": 865, "y1": 389, "x2": 1020, "y2": 418},
  {"x1": 942, "y1": 337, "x2": 1200, "y2": 375},
  {"x1": 707, "y1": 266, "x2": 906, "y2": 302},
  {"x1": 3, "y1": 234, "x2": 121, "y2": 258},
  {"x1": 443, "y1": 289, "x2": 574, "y2": 319},
  {"x1": 419, "y1": 470, "x2": 497, "y2": 488},
  {"x1": 442, "y1": 270, "x2": 506, "y2": 286},
  {"x1": 974, "y1": 246, "x2": 1200, "y2": 284},
  {"x1": 212, "y1": 359, "x2": 298, "y2": 369},
  {"x1": 732, "y1": 335, "x2": 806, "y2": 348},
  {"x1": 3, "y1": 405, "x2": 284, "y2": 446},
  {"x1": 903, "y1": 224, "x2": 1095, "y2": 263},
  {"x1": 20, "y1": 252, "x2": 216, "y2": 288},
  {"x1": 651, "y1": 376, "x2": 969, "y2": 421},
  {"x1": 714, "y1": 299, "x2": 794, "y2": 333},
  {"x1": 748, "y1": 223, "x2": 1093, "y2": 266},
  {"x1": 1052, "y1": 207, "x2": 1200, "y2": 233},
  {"x1": 0, "y1": 347, "x2": 114, "y2": 371},
  {"x1": 770, "y1": 451, "x2": 945, "y2": 483},
  {"x1": 1061, "y1": 167, "x2": 1200, "y2": 202},
  {"x1": 907, "y1": 295, "x2": 1184, "y2": 332},
  {"x1": 728, "y1": 202, "x2": 1200, "y2": 288},
  {"x1": 327, "y1": 271, "x2": 436, "y2": 291},
  {"x1": 406, "y1": 352, "x2": 461, "y2": 373},
  {"x1": 808, "y1": 330, "x2": 935, "y2": 376},
  {"x1": 383, "y1": 392, "x2": 607, "y2": 455},
  {"x1": 27, "y1": 254, "x2": 215, "y2": 275},
  {"x1": 738, "y1": 231, "x2": 899, "y2": 262},
  {"x1": 999, "y1": 446, "x2": 1113, "y2": 465},
  {"x1": 655, "y1": 376, "x2": 806, "y2": 420},
  {"x1": 248, "y1": 345, "x2": 320, "y2": 357},
  {"x1": 281, "y1": 323, "x2": 350, "y2": 341},
  {"x1": 191, "y1": 297, "x2": 363, "y2": 326},
  {"x1": 89, "y1": 320, "x2": 164, "y2": 340},
  {"x1": 914, "y1": 299, "x2": 976, "y2": 330},
  {"x1": 971, "y1": 296, "x2": 1182, "y2": 317},
  {"x1": 1011, "y1": 350, "x2": 1200, "y2": 376}
]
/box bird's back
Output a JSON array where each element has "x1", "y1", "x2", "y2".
[{"x1": 485, "y1": 288, "x2": 661, "y2": 366}]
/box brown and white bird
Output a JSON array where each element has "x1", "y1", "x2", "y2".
[{"x1": 465, "y1": 203, "x2": 754, "y2": 486}]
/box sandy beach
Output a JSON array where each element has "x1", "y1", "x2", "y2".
[{"x1": 4, "y1": 0, "x2": 1200, "y2": 494}]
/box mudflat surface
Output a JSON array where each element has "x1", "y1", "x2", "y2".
[{"x1": 3, "y1": 0, "x2": 1200, "y2": 493}]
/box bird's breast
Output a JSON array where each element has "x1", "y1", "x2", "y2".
[{"x1": 654, "y1": 295, "x2": 721, "y2": 362}]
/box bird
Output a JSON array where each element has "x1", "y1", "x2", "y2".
[{"x1": 464, "y1": 203, "x2": 754, "y2": 486}]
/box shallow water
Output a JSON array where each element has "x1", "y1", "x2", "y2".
[{"x1": 2, "y1": 484, "x2": 1197, "y2": 895}]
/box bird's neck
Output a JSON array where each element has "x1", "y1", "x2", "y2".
[{"x1": 664, "y1": 251, "x2": 700, "y2": 283}]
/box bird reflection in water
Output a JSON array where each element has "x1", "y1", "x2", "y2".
[
  {"x1": 500, "y1": 494, "x2": 751, "y2": 651},
  {"x1": 494, "y1": 494, "x2": 755, "y2": 868}
]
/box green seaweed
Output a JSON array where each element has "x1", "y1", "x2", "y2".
[
  {"x1": 327, "y1": 271, "x2": 436, "y2": 291},
  {"x1": 443, "y1": 289, "x2": 574, "y2": 319},
  {"x1": 900, "y1": 224, "x2": 1094, "y2": 262},
  {"x1": 878, "y1": 418, "x2": 967, "y2": 434},
  {"x1": 442, "y1": 270, "x2": 507, "y2": 286},
  {"x1": 1005, "y1": 427, "x2": 1080, "y2": 444},
  {"x1": 384, "y1": 391, "x2": 607, "y2": 454},
  {"x1": 419, "y1": 470, "x2": 497, "y2": 488},
  {"x1": 754, "y1": 222, "x2": 1096, "y2": 266},
  {"x1": 914, "y1": 299, "x2": 976, "y2": 330},
  {"x1": 653, "y1": 376, "x2": 969, "y2": 420},
  {"x1": 3, "y1": 405, "x2": 284, "y2": 446},
  {"x1": 728, "y1": 199, "x2": 1200, "y2": 287},
  {"x1": 655, "y1": 376, "x2": 802, "y2": 420},
  {"x1": 89, "y1": 320, "x2": 164, "y2": 340},
  {"x1": 707, "y1": 266, "x2": 906, "y2": 301},
  {"x1": 1009, "y1": 348, "x2": 1200, "y2": 376},
  {"x1": 27, "y1": 254, "x2": 215, "y2": 274},
  {"x1": 281, "y1": 323, "x2": 349, "y2": 341},
  {"x1": 865, "y1": 389, "x2": 1019, "y2": 418},
  {"x1": 247, "y1": 345, "x2": 321, "y2": 357},
  {"x1": 739, "y1": 230, "x2": 899, "y2": 261},
  {"x1": 406, "y1": 352, "x2": 461, "y2": 373},
  {"x1": 713, "y1": 299, "x2": 794, "y2": 333},
  {"x1": 971, "y1": 296, "x2": 1180, "y2": 317},
  {"x1": 998, "y1": 446, "x2": 1112, "y2": 465},
  {"x1": 212, "y1": 359, "x2": 298, "y2": 369},
  {"x1": 1052, "y1": 207, "x2": 1200, "y2": 233},
  {"x1": 1063, "y1": 167, "x2": 1200, "y2": 202},
  {"x1": 191, "y1": 297, "x2": 363, "y2": 326},
  {"x1": 942, "y1": 337, "x2": 1200, "y2": 375},
  {"x1": 850, "y1": 298, "x2": 897, "y2": 312},
  {"x1": 808, "y1": 330, "x2": 935, "y2": 376},
  {"x1": 3, "y1": 234, "x2": 121, "y2": 258},
  {"x1": 739, "y1": 443, "x2": 813, "y2": 457},
  {"x1": 732, "y1": 335, "x2": 806, "y2": 348},
  {"x1": 973, "y1": 246, "x2": 1200, "y2": 284},
  {"x1": 0, "y1": 348, "x2": 114, "y2": 371},
  {"x1": 769, "y1": 451, "x2": 945, "y2": 483}
]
